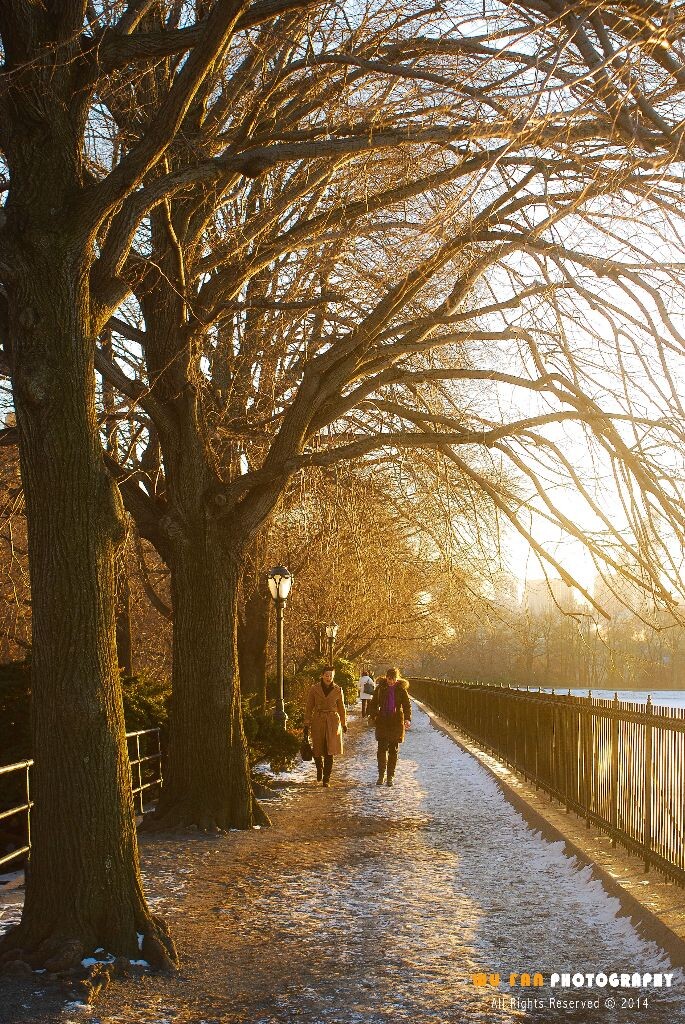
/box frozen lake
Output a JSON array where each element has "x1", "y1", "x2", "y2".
[{"x1": 537, "y1": 688, "x2": 685, "y2": 708}]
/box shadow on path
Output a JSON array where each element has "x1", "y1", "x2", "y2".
[{"x1": 1, "y1": 703, "x2": 683, "y2": 1023}]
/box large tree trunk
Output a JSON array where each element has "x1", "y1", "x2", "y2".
[
  {"x1": 152, "y1": 525, "x2": 268, "y2": 830},
  {"x1": 133, "y1": 228, "x2": 270, "y2": 830},
  {"x1": 115, "y1": 553, "x2": 134, "y2": 677},
  {"x1": 104, "y1": 333, "x2": 134, "y2": 678},
  {"x1": 238, "y1": 584, "x2": 271, "y2": 710},
  {"x1": 0, "y1": 254, "x2": 175, "y2": 970}
]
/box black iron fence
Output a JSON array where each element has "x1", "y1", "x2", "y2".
[
  {"x1": 411, "y1": 678, "x2": 685, "y2": 885},
  {"x1": 0, "y1": 728, "x2": 162, "y2": 874}
]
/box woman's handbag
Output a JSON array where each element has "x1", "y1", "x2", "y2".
[{"x1": 300, "y1": 737, "x2": 314, "y2": 761}]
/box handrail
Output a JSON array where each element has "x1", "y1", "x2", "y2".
[
  {"x1": 126, "y1": 728, "x2": 163, "y2": 816},
  {"x1": 0, "y1": 759, "x2": 33, "y2": 776},
  {"x1": 411, "y1": 677, "x2": 685, "y2": 886},
  {"x1": 0, "y1": 758, "x2": 32, "y2": 871},
  {"x1": 0, "y1": 727, "x2": 163, "y2": 874}
]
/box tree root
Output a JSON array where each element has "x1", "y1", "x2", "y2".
[
  {"x1": 252, "y1": 799, "x2": 272, "y2": 828},
  {"x1": 139, "y1": 913, "x2": 177, "y2": 971},
  {"x1": 0, "y1": 910, "x2": 177, "y2": 982},
  {"x1": 0, "y1": 927, "x2": 86, "y2": 971},
  {"x1": 142, "y1": 789, "x2": 270, "y2": 832}
]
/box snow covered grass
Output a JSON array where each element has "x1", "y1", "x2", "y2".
[
  {"x1": 81, "y1": 951, "x2": 115, "y2": 968},
  {"x1": 253, "y1": 758, "x2": 311, "y2": 784},
  {"x1": 0, "y1": 870, "x2": 23, "y2": 887},
  {"x1": 0, "y1": 897, "x2": 22, "y2": 937}
]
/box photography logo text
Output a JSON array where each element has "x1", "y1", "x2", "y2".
[
  {"x1": 471, "y1": 970, "x2": 673, "y2": 1014},
  {"x1": 470, "y1": 970, "x2": 674, "y2": 989}
]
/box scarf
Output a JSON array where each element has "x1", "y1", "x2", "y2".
[
  {"x1": 384, "y1": 683, "x2": 397, "y2": 714},
  {"x1": 321, "y1": 681, "x2": 334, "y2": 697}
]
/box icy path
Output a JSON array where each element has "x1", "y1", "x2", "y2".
[{"x1": 2, "y1": 703, "x2": 684, "y2": 1024}]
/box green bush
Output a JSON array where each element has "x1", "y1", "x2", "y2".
[
  {"x1": 121, "y1": 673, "x2": 171, "y2": 736},
  {"x1": 0, "y1": 658, "x2": 317, "y2": 781},
  {"x1": 243, "y1": 694, "x2": 301, "y2": 772},
  {"x1": 0, "y1": 661, "x2": 31, "y2": 767},
  {"x1": 0, "y1": 665, "x2": 172, "y2": 768}
]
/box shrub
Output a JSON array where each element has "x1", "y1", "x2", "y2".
[
  {"x1": 0, "y1": 661, "x2": 31, "y2": 765},
  {"x1": 121, "y1": 673, "x2": 171, "y2": 735},
  {"x1": 0, "y1": 665, "x2": 172, "y2": 767},
  {"x1": 243, "y1": 694, "x2": 301, "y2": 772}
]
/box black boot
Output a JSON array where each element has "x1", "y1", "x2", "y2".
[
  {"x1": 314, "y1": 757, "x2": 323, "y2": 783},
  {"x1": 322, "y1": 755, "x2": 333, "y2": 787},
  {"x1": 377, "y1": 747, "x2": 387, "y2": 785},
  {"x1": 387, "y1": 746, "x2": 398, "y2": 786}
]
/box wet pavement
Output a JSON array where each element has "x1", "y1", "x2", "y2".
[{"x1": 1, "y1": 702, "x2": 684, "y2": 1023}]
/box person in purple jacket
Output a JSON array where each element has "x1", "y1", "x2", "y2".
[{"x1": 368, "y1": 667, "x2": 411, "y2": 787}]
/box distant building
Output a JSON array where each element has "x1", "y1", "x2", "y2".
[{"x1": 522, "y1": 578, "x2": 578, "y2": 616}]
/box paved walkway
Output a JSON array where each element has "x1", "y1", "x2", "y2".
[{"x1": 1, "y1": 703, "x2": 684, "y2": 1023}]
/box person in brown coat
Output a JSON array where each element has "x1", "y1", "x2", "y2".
[
  {"x1": 303, "y1": 666, "x2": 347, "y2": 787},
  {"x1": 368, "y1": 667, "x2": 411, "y2": 787}
]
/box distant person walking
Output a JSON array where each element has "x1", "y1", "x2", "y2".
[
  {"x1": 359, "y1": 669, "x2": 375, "y2": 717},
  {"x1": 368, "y1": 667, "x2": 411, "y2": 787},
  {"x1": 304, "y1": 666, "x2": 347, "y2": 787}
]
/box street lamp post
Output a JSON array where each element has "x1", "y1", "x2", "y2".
[
  {"x1": 267, "y1": 566, "x2": 293, "y2": 729},
  {"x1": 325, "y1": 622, "x2": 339, "y2": 664}
]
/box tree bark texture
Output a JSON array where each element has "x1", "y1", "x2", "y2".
[
  {"x1": 0, "y1": 32, "x2": 175, "y2": 968},
  {"x1": 115, "y1": 557, "x2": 134, "y2": 677},
  {"x1": 154, "y1": 532, "x2": 266, "y2": 829},
  {"x1": 0, "y1": 254, "x2": 174, "y2": 970},
  {"x1": 237, "y1": 584, "x2": 271, "y2": 709},
  {"x1": 137, "y1": 293, "x2": 266, "y2": 828}
]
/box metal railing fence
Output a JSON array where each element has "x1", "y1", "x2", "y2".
[
  {"x1": 0, "y1": 760, "x2": 32, "y2": 871},
  {"x1": 411, "y1": 678, "x2": 685, "y2": 885},
  {"x1": 0, "y1": 727, "x2": 162, "y2": 873},
  {"x1": 127, "y1": 728, "x2": 164, "y2": 816}
]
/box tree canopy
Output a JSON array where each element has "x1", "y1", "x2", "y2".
[{"x1": 2, "y1": 0, "x2": 685, "y2": 972}]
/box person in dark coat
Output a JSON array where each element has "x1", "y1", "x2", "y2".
[{"x1": 368, "y1": 667, "x2": 411, "y2": 786}]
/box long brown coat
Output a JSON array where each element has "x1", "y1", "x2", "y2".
[
  {"x1": 304, "y1": 682, "x2": 347, "y2": 757},
  {"x1": 369, "y1": 678, "x2": 411, "y2": 743}
]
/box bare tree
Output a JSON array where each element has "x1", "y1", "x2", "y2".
[
  {"x1": 99, "y1": 4, "x2": 509, "y2": 830},
  {"x1": 0, "y1": 0, "x2": 321, "y2": 973},
  {"x1": 2, "y1": 0, "x2": 685, "y2": 965},
  {"x1": 96, "y1": 0, "x2": 685, "y2": 837}
]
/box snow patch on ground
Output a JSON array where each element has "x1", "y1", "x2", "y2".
[
  {"x1": 142, "y1": 863, "x2": 187, "y2": 914},
  {"x1": 253, "y1": 757, "x2": 316, "y2": 803},
  {"x1": 253, "y1": 759, "x2": 310, "y2": 783},
  {"x1": 0, "y1": 898, "x2": 23, "y2": 937},
  {"x1": 0, "y1": 870, "x2": 23, "y2": 885},
  {"x1": 80, "y1": 954, "x2": 114, "y2": 968}
]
